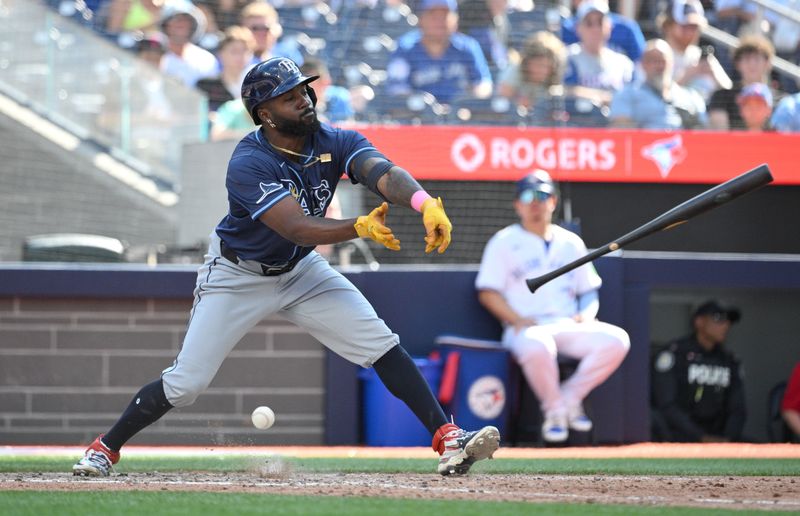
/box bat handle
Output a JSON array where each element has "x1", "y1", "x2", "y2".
[{"x1": 525, "y1": 269, "x2": 564, "y2": 293}]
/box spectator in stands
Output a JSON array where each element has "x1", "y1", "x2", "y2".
[
  {"x1": 97, "y1": 32, "x2": 174, "y2": 164},
  {"x1": 207, "y1": 55, "x2": 345, "y2": 140},
  {"x1": 196, "y1": 26, "x2": 256, "y2": 112},
  {"x1": 136, "y1": 30, "x2": 168, "y2": 70},
  {"x1": 713, "y1": 0, "x2": 800, "y2": 62},
  {"x1": 194, "y1": 0, "x2": 251, "y2": 32},
  {"x1": 497, "y1": 31, "x2": 565, "y2": 110},
  {"x1": 476, "y1": 170, "x2": 630, "y2": 444},
  {"x1": 708, "y1": 35, "x2": 776, "y2": 130},
  {"x1": 562, "y1": 0, "x2": 646, "y2": 62},
  {"x1": 385, "y1": 0, "x2": 493, "y2": 105},
  {"x1": 736, "y1": 82, "x2": 774, "y2": 131},
  {"x1": 563, "y1": 0, "x2": 635, "y2": 106},
  {"x1": 457, "y1": 0, "x2": 510, "y2": 74},
  {"x1": 610, "y1": 39, "x2": 707, "y2": 129},
  {"x1": 651, "y1": 300, "x2": 746, "y2": 442},
  {"x1": 782, "y1": 362, "x2": 800, "y2": 441},
  {"x1": 105, "y1": 0, "x2": 163, "y2": 35},
  {"x1": 160, "y1": 1, "x2": 218, "y2": 87},
  {"x1": 210, "y1": 98, "x2": 252, "y2": 140},
  {"x1": 300, "y1": 58, "x2": 355, "y2": 123},
  {"x1": 239, "y1": 1, "x2": 304, "y2": 67},
  {"x1": 771, "y1": 92, "x2": 800, "y2": 131},
  {"x1": 658, "y1": 0, "x2": 732, "y2": 102}
]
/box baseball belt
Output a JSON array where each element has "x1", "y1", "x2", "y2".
[{"x1": 219, "y1": 240, "x2": 298, "y2": 276}]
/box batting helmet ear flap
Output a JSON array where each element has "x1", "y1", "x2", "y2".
[{"x1": 306, "y1": 85, "x2": 318, "y2": 107}]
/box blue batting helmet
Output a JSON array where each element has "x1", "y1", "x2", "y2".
[{"x1": 241, "y1": 57, "x2": 319, "y2": 125}]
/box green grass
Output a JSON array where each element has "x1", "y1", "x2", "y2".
[
  {"x1": 0, "y1": 491, "x2": 772, "y2": 516},
  {"x1": 1, "y1": 455, "x2": 794, "y2": 515},
  {"x1": 1, "y1": 455, "x2": 798, "y2": 476}
]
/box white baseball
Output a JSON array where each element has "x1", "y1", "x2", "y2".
[{"x1": 251, "y1": 406, "x2": 275, "y2": 430}]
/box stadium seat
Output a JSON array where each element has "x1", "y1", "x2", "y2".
[
  {"x1": 278, "y1": 4, "x2": 338, "y2": 39},
  {"x1": 325, "y1": 32, "x2": 396, "y2": 83},
  {"x1": 530, "y1": 94, "x2": 610, "y2": 128},
  {"x1": 448, "y1": 96, "x2": 530, "y2": 126},
  {"x1": 506, "y1": 6, "x2": 566, "y2": 49},
  {"x1": 340, "y1": 1, "x2": 418, "y2": 40},
  {"x1": 363, "y1": 92, "x2": 447, "y2": 125}
]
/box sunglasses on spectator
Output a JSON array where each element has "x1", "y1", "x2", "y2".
[
  {"x1": 518, "y1": 190, "x2": 553, "y2": 203},
  {"x1": 248, "y1": 25, "x2": 271, "y2": 32},
  {"x1": 708, "y1": 312, "x2": 730, "y2": 323}
]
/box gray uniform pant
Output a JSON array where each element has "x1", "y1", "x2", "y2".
[{"x1": 161, "y1": 233, "x2": 398, "y2": 408}]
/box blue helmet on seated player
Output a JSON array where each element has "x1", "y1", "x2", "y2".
[{"x1": 241, "y1": 57, "x2": 319, "y2": 125}]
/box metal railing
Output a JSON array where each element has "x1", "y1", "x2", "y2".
[
  {"x1": 702, "y1": 24, "x2": 800, "y2": 84},
  {"x1": 0, "y1": 1, "x2": 208, "y2": 189},
  {"x1": 749, "y1": 0, "x2": 800, "y2": 24}
]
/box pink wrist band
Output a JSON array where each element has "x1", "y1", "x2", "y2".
[{"x1": 411, "y1": 191, "x2": 433, "y2": 212}]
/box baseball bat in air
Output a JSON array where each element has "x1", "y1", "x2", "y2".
[{"x1": 525, "y1": 163, "x2": 773, "y2": 293}]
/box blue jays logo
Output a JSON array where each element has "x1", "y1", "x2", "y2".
[
  {"x1": 641, "y1": 135, "x2": 687, "y2": 178},
  {"x1": 467, "y1": 376, "x2": 506, "y2": 419}
]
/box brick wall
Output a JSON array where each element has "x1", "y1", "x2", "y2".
[{"x1": 0, "y1": 296, "x2": 326, "y2": 446}]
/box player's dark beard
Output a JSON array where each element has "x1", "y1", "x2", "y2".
[{"x1": 273, "y1": 110, "x2": 321, "y2": 137}]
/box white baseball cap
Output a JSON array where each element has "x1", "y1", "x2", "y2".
[
  {"x1": 669, "y1": 0, "x2": 707, "y2": 26},
  {"x1": 575, "y1": 0, "x2": 609, "y2": 23}
]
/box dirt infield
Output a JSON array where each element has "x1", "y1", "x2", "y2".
[
  {"x1": 2, "y1": 472, "x2": 798, "y2": 511},
  {"x1": 2, "y1": 443, "x2": 800, "y2": 511}
]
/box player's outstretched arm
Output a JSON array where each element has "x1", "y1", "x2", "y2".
[
  {"x1": 349, "y1": 152, "x2": 452, "y2": 253},
  {"x1": 259, "y1": 196, "x2": 360, "y2": 246},
  {"x1": 258, "y1": 196, "x2": 400, "y2": 250}
]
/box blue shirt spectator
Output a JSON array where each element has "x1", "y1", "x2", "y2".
[
  {"x1": 610, "y1": 39, "x2": 707, "y2": 129},
  {"x1": 562, "y1": 2, "x2": 645, "y2": 62},
  {"x1": 563, "y1": 1, "x2": 634, "y2": 95},
  {"x1": 240, "y1": 1, "x2": 304, "y2": 67},
  {"x1": 300, "y1": 57, "x2": 355, "y2": 124},
  {"x1": 771, "y1": 92, "x2": 800, "y2": 132},
  {"x1": 458, "y1": 0, "x2": 510, "y2": 73},
  {"x1": 386, "y1": 0, "x2": 493, "y2": 104}
]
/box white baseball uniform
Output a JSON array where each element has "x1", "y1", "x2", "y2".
[{"x1": 475, "y1": 223, "x2": 630, "y2": 416}]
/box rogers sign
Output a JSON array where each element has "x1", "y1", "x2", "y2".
[{"x1": 451, "y1": 132, "x2": 617, "y2": 173}]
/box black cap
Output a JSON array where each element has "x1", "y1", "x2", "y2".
[
  {"x1": 693, "y1": 300, "x2": 741, "y2": 323},
  {"x1": 516, "y1": 169, "x2": 555, "y2": 198}
]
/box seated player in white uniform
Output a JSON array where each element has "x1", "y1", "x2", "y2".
[{"x1": 475, "y1": 170, "x2": 630, "y2": 443}]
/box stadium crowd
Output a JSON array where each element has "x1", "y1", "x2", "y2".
[{"x1": 45, "y1": 0, "x2": 800, "y2": 134}]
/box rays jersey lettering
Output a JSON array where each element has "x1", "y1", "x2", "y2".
[
  {"x1": 687, "y1": 364, "x2": 731, "y2": 387},
  {"x1": 276, "y1": 178, "x2": 332, "y2": 217},
  {"x1": 215, "y1": 123, "x2": 373, "y2": 264}
]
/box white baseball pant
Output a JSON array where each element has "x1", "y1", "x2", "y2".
[{"x1": 502, "y1": 320, "x2": 630, "y2": 415}]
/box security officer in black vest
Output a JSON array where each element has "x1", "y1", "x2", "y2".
[{"x1": 651, "y1": 300, "x2": 746, "y2": 442}]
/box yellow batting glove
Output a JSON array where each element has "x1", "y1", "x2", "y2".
[
  {"x1": 354, "y1": 202, "x2": 401, "y2": 251},
  {"x1": 420, "y1": 197, "x2": 452, "y2": 254}
]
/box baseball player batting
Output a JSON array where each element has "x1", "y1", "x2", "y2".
[
  {"x1": 475, "y1": 170, "x2": 629, "y2": 443},
  {"x1": 72, "y1": 57, "x2": 499, "y2": 477}
]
